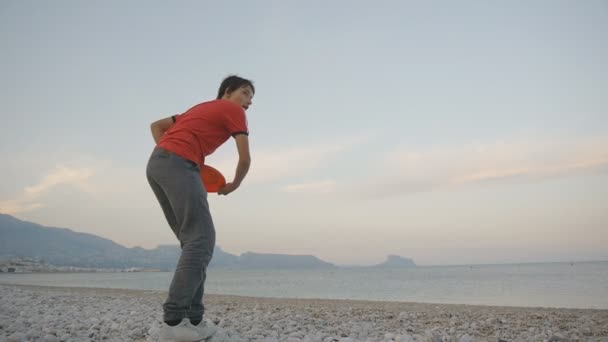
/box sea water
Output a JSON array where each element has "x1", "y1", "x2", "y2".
[{"x1": 1, "y1": 261, "x2": 607, "y2": 309}]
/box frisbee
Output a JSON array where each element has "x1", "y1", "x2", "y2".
[{"x1": 200, "y1": 165, "x2": 226, "y2": 193}]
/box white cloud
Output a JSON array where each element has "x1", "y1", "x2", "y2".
[
  {"x1": 281, "y1": 180, "x2": 337, "y2": 195},
  {"x1": 24, "y1": 165, "x2": 95, "y2": 195},
  {"x1": 363, "y1": 137, "x2": 608, "y2": 197},
  {"x1": 210, "y1": 138, "x2": 364, "y2": 184},
  {"x1": 0, "y1": 201, "x2": 44, "y2": 215},
  {"x1": 0, "y1": 165, "x2": 95, "y2": 214}
]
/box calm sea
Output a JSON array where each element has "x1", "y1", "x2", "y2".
[{"x1": 1, "y1": 261, "x2": 607, "y2": 309}]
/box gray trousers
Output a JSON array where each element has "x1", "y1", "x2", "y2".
[{"x1": 146, "y1": 147, "x2": 215, "y2": 322}]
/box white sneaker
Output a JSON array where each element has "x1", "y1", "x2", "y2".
[
  {"x1": 193, "y1": 320, "x2": 218, "y2": 339},
  {"x1": 158, "y1": 319, "x2": 204, "y2": 341}
]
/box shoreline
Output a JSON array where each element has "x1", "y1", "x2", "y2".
[
  {"x1": 1, "y1": 281, "x2": 606, "y2": 311},
  {"x1": 2, "y1": 283, "x2": 606, "y2": 312},
  {"x1": 3, "y1": 263, "x2": 607, "y2": 312},
  {"x1": 2, "y1": 284, "x2": 607, "y2": 341}
]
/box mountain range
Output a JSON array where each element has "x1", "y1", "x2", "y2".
[{"x1": 0, "y1": 213, "x2": 415, "y2": 270}]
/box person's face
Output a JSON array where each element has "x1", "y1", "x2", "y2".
[{"x1": 224, "y1": 85, "x2": 254, "y2": 110}]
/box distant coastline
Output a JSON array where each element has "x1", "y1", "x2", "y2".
[{"x1": 0, "y1": 213, "x2": 416, "y2": 271}]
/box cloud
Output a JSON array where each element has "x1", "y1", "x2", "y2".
[
  {"x1": 363, "y1": 137, "x2": 608, "y2": 197},
  {"x1": 211, "y1": 138, "x2": 364, "y2": 184},
  {"x1": 24, "y1": 165, "x2": 95, "y2": 195},
  {"x1": 281, "y1": 180, "x2": 337, "y2": 195},
  {"x1": 0, "y1": 201, "x2": 44, "y2": 215},
  {"x1": 0, "y1": 165, "x2": 95, "y2": 214}
]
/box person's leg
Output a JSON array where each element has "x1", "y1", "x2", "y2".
[
  {"x1": 147, "y1": 148, "x2": 215, "y2": 323},
  {"x1": 164, "y1": 189, "x2": 215, "y2": 323},
  {"x1": 146, "y1": 166, "x2": 179, "y2": 240},
  {"x1": 187, "y1": 273, "x2": 207, "y2": 324}
]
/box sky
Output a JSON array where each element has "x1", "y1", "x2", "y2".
[{"x1": 1, "y1": 0, "x2": 607, "y2": 266}]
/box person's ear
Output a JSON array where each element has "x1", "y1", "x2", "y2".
[{"x1": 223, "y1": 87, "x2": 233, "y2": 98}]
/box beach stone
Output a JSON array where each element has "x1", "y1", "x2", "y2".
[
  {"x1": 581, "y1": 327, "x2": 593, "y2": 336},
  {"x1": 261, "y1": 338, "x2": 279, "y2": 342},
  {"x1": 128, "y1": 327, "x2": 144, "y2": 338},
  {"x1": 2, "y1": 285, "x2": 608, "y2": 342},
  {"x1": 458, "y1": 334, "x2": 474, "y2": 342},
  {"x1": 398, "y1": 334, "x2": 414, "y2": 342},
  {"x1": 7, "y1": 333, "x2": 25, "y2": 342},
  {"x1": 43, "y1": 326, "x2": 56, "y2": 335},
  {"x1": 304, "y1": 337, "x2": 321, "y2": 342},
  {"x1": 99, "y1": 325, "x2": 110, "y2": 336},
  {"x1": 208, "y1": 330, "x2": 230, "y2": 342},
  {"x1": 412, "y1": 334, "x2": 424, "y2": 341},
  {"x1": 340, "y1": 338, "x2": 357, "y2": 342},
  {"x1": 25, "y1": 329, "x2": 38, "y2": 339},
  {"x1": 44, "y1": 334, "x2": 59, "y2": 342}
]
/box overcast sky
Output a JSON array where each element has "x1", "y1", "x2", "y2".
[{"x1": 1, "y1": 0, "x2": 607, "y2": 266}]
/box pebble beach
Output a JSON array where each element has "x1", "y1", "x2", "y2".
[{"x1": 1, "y1": 285, "x2": 607, "y2": 342}]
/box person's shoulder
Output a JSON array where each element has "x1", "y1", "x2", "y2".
[
  {"x1": 190, "y1": 100, "x2": 244, "y2": 117},
  {"x1": 214, "y1": 99, "x2": 245, "y2": 113},
  {"x1": 186, "y1": 99, "x2": 232, "y2": 111}
]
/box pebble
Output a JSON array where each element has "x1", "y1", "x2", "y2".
[{"x1": 1, "y1": 285, "x2": 607, "y2": 341}]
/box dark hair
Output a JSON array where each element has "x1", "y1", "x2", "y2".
[{"x1": 216, "y1": 75, "x2": 255, "y2": 99}]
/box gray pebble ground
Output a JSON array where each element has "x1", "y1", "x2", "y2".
[{"x1": 1, "y1": 285, "x2": 607, "y2": 342}]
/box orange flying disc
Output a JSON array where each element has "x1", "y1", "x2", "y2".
[{"x1": 200, "y1": 165, "x2": 226, "y2": 193}]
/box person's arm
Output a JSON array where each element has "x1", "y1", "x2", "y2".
[
  {"x1": 218, "y1": 134, "x2": 251, "y2": 195},
  {"x1": 150, "y1": 116, "x2": 176, "y2": 144}
]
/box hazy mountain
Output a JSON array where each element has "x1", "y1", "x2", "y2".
[
  {"x1": 372, "y1": 255, "x2": 416, "y2": 268},
  {"x1": 0, "y1": 213, "x2": 415, "y2": 270},
  {"x1": 0, "y1": 213, "x2": 241, "y2": 270},
  {"x1": 237, "y1": 252, "x2": 335, "y2": 269}
]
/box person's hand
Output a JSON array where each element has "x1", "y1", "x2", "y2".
[{"x1": 217, "y1": 182, "x2": 239, "y2": 196}]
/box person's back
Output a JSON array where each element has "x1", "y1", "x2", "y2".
[{"x1": 158, "y1": 99, "x2": 249, "y2": 166}]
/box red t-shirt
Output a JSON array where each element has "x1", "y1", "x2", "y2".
[{"x1": 157, "y1": 99, "x2": 248, "y2": 166}]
